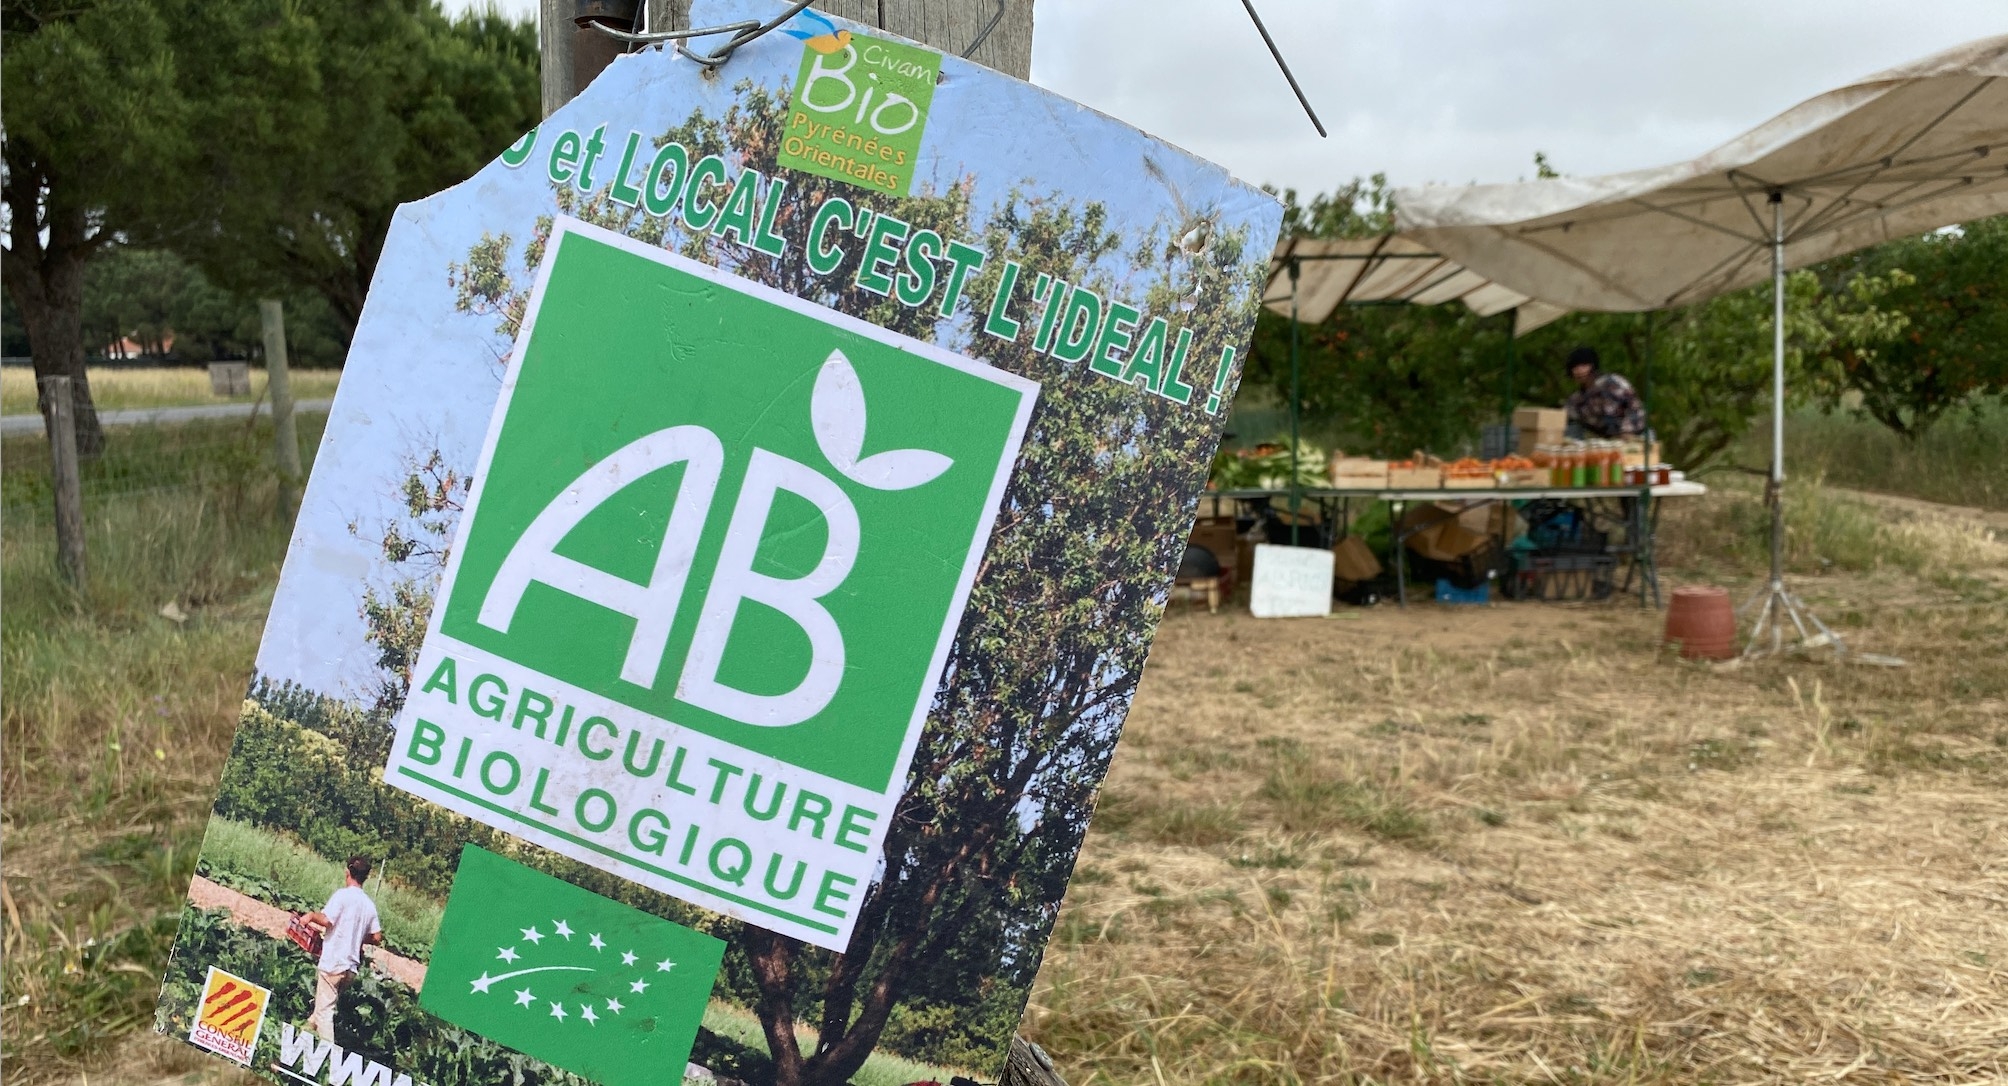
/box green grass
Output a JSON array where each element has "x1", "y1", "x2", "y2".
[
  {"x1": 1661, "y1": 472, "x2": 2008, "y2": 581},
  {"x1": 1258, "y1": 761, "x2": 1433, "y2": 844},
  {"x1": 195, "y1": 816, "x2": 444, "y2": 955},
  {"x1": 1735, "y1": 399, "x2": 2008, "y2": 510},
  {"x1": 2, "y1": 416, "x2": 316, "y2": 1079}
]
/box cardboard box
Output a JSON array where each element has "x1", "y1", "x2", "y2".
[
  {"x1": 1387, "y1": 466, "x2": 1442, "y2": 489},
  {"x1": 1513, "y1": 406, "x2": 1567, "y2": 435},
  {"x1": 1398, "y1": 502, "x2": 1489, "y2": 561},
  {"x1": 1332, "y1": 535, "x2": 1382, "y2": 583}
]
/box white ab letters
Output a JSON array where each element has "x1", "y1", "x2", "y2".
[
  {"x1": 476, "y1": 351, "x2": 952, "y2": 726},
  {"x1": 676, "y1": 448, "x2": 857, "y2": 726},
  {"x1": 479, "y1": 425, "x2": 723, "y2": 688}
]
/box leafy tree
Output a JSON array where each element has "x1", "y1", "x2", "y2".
[
  {"x1": 176, "y1": 3, "x2": 539, "y2": 343},
  {"x1": 1248, "y1": 173, "x2": 1919, "y2": 472},
  {"x1": 349, "y1": 448, "x2": 469, "y2": 719},
  {"x1": 2, "y1": 0, "x2": 194, "y2": 451},
  {"x1": 1813, "y1": 215, "x2": 2008, "y2": 437},
  {"x1": 3, "y1": 0, "x2": 536, "y2": 451},
  {"x1": 1246, "y1": 303, "x2": 1512, "y2": 459},
  {"x1": 79, "y1": 247, "x2": 348, "y2": 364},
  {"x1": 1524, "y1": 268, "x2": 1911, "y2": 471},
  {"x1": 1269, "y1": 173, "x2": 1394, "y2": 240}
]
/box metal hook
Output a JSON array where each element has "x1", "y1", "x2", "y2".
[
  {"x1": 583, "y1": 0, "x2": 818, "y2": 69},
  {"x1": 961, "y1": 0, "x2": 1006, "y2": 59}
]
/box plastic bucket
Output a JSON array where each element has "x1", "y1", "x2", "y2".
[{"x1": 1664, "y1": 586, "x2": 1736, "y2": 660}]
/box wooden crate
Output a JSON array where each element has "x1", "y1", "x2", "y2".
[
  {"x1": 1328, "y1": 458, "x2": 1389, "y2": 488},
  {"x1": 1387, "y1": 466, "x2": 1442, "y2": 489},
  {"x1": 1443, "y1": 474, "x2": 1497, "y2": 490}
]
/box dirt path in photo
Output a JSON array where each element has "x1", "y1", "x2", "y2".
[{"x1": 186, "y1": 875, "x2": 428, "y2": 991}]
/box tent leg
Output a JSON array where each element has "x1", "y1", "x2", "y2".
[
  {"x1": 1289, "y1": 259, "x2": 1302, "y2": 547},
  {"x1": 1739, "y1": 194, "x2": 1885, "y2": 663}
]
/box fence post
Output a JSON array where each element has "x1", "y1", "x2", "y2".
[
  {"x1": 44, "y1": 374, "x2": 88, "y2": 589},
  {"x1": 260, "y1": 299, "x2": 304, "y2": 519}
]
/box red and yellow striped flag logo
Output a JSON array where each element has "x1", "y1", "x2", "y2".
[{"x1": 189, "y1": 966, "x2": 271, "y2": 1065}]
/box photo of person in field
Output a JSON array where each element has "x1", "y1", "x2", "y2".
[{"x1": 303, "y1": 855, "x2": 384, "y2": 1042}]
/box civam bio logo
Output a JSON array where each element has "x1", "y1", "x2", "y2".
[{"x1": 777, "y1": 8, "x2": 941, "y2": 196}]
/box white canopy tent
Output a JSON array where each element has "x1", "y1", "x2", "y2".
[
  {"x1": 1262, "y1": 235, "x2": 1571, "y2": 336},
  {"x1": 1396, "y1": 36, "x2": 2008, "y2": 313},
  {"x1": 1378, "y1": 34, "x2": 2008, "y2": 656}
]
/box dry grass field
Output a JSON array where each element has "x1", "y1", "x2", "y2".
[
  {"x1": 4, "y1": 463, "x2": 2004, "y2": 1085},
  {"x1": 0, "y1": 366, "x2": 341, "y2": 415},
  {"x1": 1026, "y1": 493, "x2": 2008, "y2": 1084}
]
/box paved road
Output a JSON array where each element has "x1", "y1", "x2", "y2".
[{"x1": 0, "y1": 398, "x2": 334, "y2": 437}]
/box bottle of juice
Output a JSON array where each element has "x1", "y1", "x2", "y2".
[
  {"x1": 1537, "y1": 446, "x2": 1560, "y2": 487},
  {"x1": 1570, "y1": 446, "x2": 1589, "y2": 488}
]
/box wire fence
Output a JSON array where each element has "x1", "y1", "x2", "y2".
[{"x1": 2, "y1": 405, "x2": 322, "y2": 518}]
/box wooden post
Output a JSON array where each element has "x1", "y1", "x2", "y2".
[
  {"x1": 539, "y1": 0, "x2": 577, "y2": 118},
  {"x1": 260, "y1": 299, "x2": 304, "y2": 519},
  {"x1": 537, "y1": 6, "x2": 1060, "y2": 1084},
  {"x1": 44, "y1": 374, "x2": 88, "y2": 589},
  {"x1": 813, "y1": 1, "x2": 1035, "y2": 80}
]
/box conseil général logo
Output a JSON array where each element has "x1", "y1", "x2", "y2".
[
  {"x1": 385, "y1": 218, "x2": 1035, "y2": 948},
  {"x1": 776, "y1": 8, "x2": 941, "y2": 196}
]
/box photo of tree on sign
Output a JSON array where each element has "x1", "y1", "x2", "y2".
[{"x1": 156, "y1": 7, "x2": 1280, "y2": 1085}]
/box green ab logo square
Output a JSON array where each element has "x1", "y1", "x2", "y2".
[{"x1": 434, "y1": 218, "x2": 1036, "y2": 792}]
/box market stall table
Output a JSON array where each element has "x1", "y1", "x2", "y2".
[{"x1": 1213, "y1": 481, "x2": 1707, "y2": 608}]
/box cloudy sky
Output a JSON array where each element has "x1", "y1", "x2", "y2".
[{"x1": 462, "y1": 1, "x2": 2002, "y2": 196}]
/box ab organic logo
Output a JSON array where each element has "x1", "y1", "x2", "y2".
[
  {"x1": 776, "y1": 10, "x2": 941, "y2": 196},
  {"x1": 386, "y1": 218, "x2": 1037, "y2": 950}
]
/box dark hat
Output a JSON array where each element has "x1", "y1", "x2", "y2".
[{"x1": 1566, "y1": 346, "x2": 1601, "y2": 372}]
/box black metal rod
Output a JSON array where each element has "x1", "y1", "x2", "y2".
[{"x1": 1238, "y1": 0, "x2": 1327, "y2": 138}]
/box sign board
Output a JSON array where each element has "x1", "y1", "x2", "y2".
[
  {"x1": 156, "y1": 4, "x2": 1281, "y2": 1085},
  {"x1": 208, "y1": 362, "x2": 251, "y2": 397},
  {"x1": 1249, "y1": 543, "x2": 1335, "y2": 618}
]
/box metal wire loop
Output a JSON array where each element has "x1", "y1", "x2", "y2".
[{"x1": 583, "y1": 0, "x2": 818, "y2": 68}]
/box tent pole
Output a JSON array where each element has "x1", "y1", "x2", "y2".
[
  {"x1": 1769, "y1": 191, "x2": 1785, "y2": 602},
  {"x1": 1289, "y1": 258, "x2": 1302, "y2": 546},
  {"x1": 1740, "y1": 193, "x2": 1860, "y2": 659},
  {"x1": 1504, "y1": 308, "x2": 1517, "y2": 417},
  {"x1": 1641, "y1": 310, "x2": 1654, "y2": 461}
]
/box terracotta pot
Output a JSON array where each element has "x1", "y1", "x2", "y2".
[{"x1": 1665, "y1": 586, "x2": 1736, "y2": 660}]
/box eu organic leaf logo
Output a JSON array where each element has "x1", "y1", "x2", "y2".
[{"x1": 812, "y1": 350, "x2": 954, "y2": 491}]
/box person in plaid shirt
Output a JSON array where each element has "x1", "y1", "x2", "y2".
[{"x1": 1563, "y1": 347, "x2": 1646, "y2": 439}]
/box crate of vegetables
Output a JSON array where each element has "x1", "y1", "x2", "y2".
[
  {"x1": 1387, "y1": 461, "x2": 1442, "y2": 488},
  {"x1": 1491, "y1": 457, "x2": 1545, "y2": 487},
  {"x1": 1442, "y1": 459, "x2": 1497, "y2": 489},
  {"x1": 1328, "y1": 456, "x2": 1390, "y2": 488}
]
